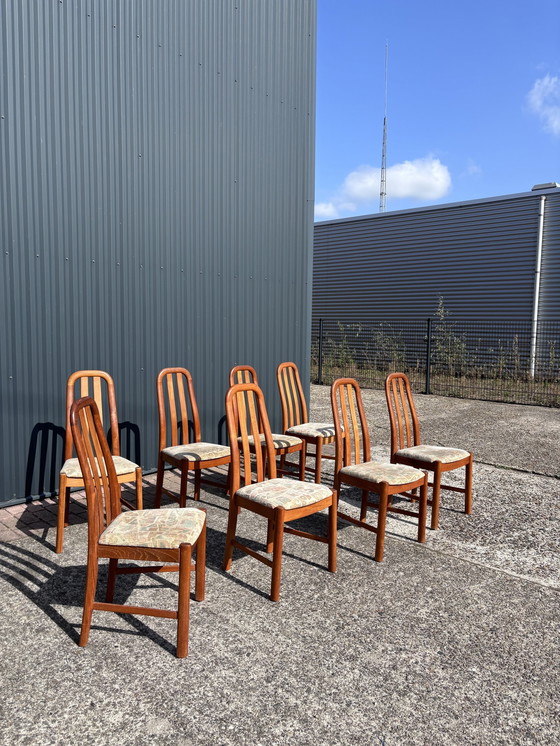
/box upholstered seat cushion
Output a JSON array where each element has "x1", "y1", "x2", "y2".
[
  {"x1": 340, "y1": 461, "x2": 425, "y2": 486},
  {"x1": 241, "y1": 433, "x2": 302, "y2": 449},
  {"x1": 236, "y1": 478, "x2": 332, "y2": 510},
  {"x1": 100, "y1": 507, "x2": 205, "y2": 549},
  {"x1": 286, "y1": 422, "x2": 336, "y2": 439},
  {"x1": 162, "y1": 442, "x2": 231, "y2": 462},
  {"x1": 60, "y1": 456, "x2": 139, "y2": 479},
  {"x1": 396, "y1": 445, "x2": 470, "y2": 465}
]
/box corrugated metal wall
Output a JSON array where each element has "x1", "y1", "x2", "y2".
[
  {"x1": 0, "y1": 0, "x2": 316, "y2": 505},
  {"x1": 313, "y1": 189, "x2": 560, "y2": 323}
]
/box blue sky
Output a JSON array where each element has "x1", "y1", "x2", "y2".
[{"x1": 314, "y1": 0, "x2": 560, "y2": 220}]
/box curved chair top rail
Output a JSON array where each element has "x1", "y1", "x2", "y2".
[{"x1": 229, "y1": 365, "x2": 259, "y2": 387}]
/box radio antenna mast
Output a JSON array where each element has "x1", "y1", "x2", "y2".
[{"x1": 379, "y1": 42, "x2": 388, "y2": 212}]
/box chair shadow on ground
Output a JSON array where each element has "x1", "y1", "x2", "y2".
[
  {"x1": 25, "y1": 422, "x2": 65, "y2": 499},
  {"x1": 0, "y1": 538, "x2": 208, "y2": 656}
]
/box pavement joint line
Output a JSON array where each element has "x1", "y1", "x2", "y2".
[
  {"x1": 474, "y1": 459, "x2": 560, "y2": 479},
  {"x1": 389, "y1": 532, "x2": 560, "y2": 592}
]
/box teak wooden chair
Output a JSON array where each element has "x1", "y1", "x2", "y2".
[
  {"x1": 385, "y1": 372, "x2": 473, "y2": 530},
  {"x1": 229, "y1": 365, "x2": 305, "y2": 480},
  {"x1": 331, "y1": 378, "x2": 428, "y2": 562},
  {"x1": 276, "y1": 361, "x2": 337, "y2": 483},
  {"x1": 155, "y1": 368, "x2": 231, "y2": 508},
  {"x1": 71, "y1": 396, "x2": 206, "y2": 658},
  {"x1": 56, "y1": 370, "x2": 143, "y2": 554},
  {"x1": 223, "y1": 382, "x2": 337, "y2": 601}
]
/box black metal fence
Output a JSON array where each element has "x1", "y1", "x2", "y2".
[{"x1": 311, "y1": 318, "x2": 560, "y2": 407}]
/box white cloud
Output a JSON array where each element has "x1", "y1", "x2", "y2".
[
  {"x1": 527, "y1": 74, "x2": 560, "y2": 135},
  {"x1": 315, "y1": 156, "x2": 451, "y2": 220}
]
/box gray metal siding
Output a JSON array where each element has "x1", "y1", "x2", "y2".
[
  {"x1": 313, "y1": 191, "x2": 560, "y2": 323},
  {"x1": 0, "y1": 0, "x2": 316, "y2": 504},
  {"x1": 540, "y1": 192, "x2": 560, "y2": 320}
]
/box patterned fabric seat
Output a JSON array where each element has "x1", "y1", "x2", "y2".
[
  {"x1": 286, "y1": 422, "x2": 336, "y2": 439},
  {"x1": 61, "y1": 455, "x2": 139, "y2": 479},
  {"x1": 242, "y1": 433, "x2": 302, "y2": 449},
  {"x1": 340, "y1": 461, "x2": 425, "y2": 486},
  {"x1": 236, "y1": 477, "x2": 332, "y2": 510},
  {"x1": 396, "y1": 445, "x2": 470, "y2": 465},
  {"x1": 162, "y1": 442, "x2": 231, "y2": 462},
  {"x1": 100, "y1": 507, "x2": 206, "y2": 549}
]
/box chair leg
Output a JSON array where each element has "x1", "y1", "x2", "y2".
[
  {"x1": 279, "y1": 454, "x2": 286, "y2": 479},
  {"x1": 360, "y1": 490, "x2": 368, "y2": 521},
  {"x1": 105, "y1": 558, "x2": 118, "y2": 602},
  {"x1": 298, "y1": 444, "x2": 306, "y2": 481},
  {"x1": 417, "y1": 478, "x2": 428, "y2": 544},
  {"x1": 194, "y1": 469, "x2": 201, "y2": 502},
  {"x1": 134, "y1": 467, "x2": 143, "y2": 510},
  {"x1": 314, "y1": 439, "x2": 323, "y2": 483},
  {"x1": 374, "y1": 488, "x2": 388, "y2": 562},
  {"x1": 266, "y1": 517, "x2": 274, "y2": 553},
  {"x1": 176, "y1": 543, "x2": 192, "y2": 658},
  {"x1": 195, "y1": 519, "x2": 206, "y2": 602},
  {"x1": 154, "y1": 454, "x2": 165, "y2": 509},
  {"x1": 464, "y1": 457, "x2": 473, "y2": 515},
  {"x1": 328, "y1": 498, "x2": 337, "y2": 572},
  {"x1": 270, "y1": 507, "x2": 285, "y2": 601},
  {"x1": 223, "y1": 496, "x2": 239, "y2": 571},
  {"x1": 56, "y1": 474, "x2": 69, "y2": 554},
  {"x1": 79, "y1": 554, "x2": 99, "y2": 647},
  {"x1": 179, "y1": 465, "x2": 189, "y2": 508},
  {"x1": 431, "y1": 463, "x2": 442, "y2": 530}
]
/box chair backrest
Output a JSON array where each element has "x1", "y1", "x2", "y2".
[
  {"x1": 225, "y1": 382, "x2": 277, "y2": 494},
  {"x1": 276, "y1": 362, "x2": 308, "y2": 431},
  {"x1": 385, "y1": 372, "x2": 421, "y2": 456},
  {"x1": 70, "y1": 396, "x2": 121, "y2": 544},
  {"x1": 157, "y1": 368, "x2": 202, "y2": 451},
  {"x1": 64, "y1": 370, "x2": 120, "y2": 461},
  {"x1": 331, "y1": 378, "x2": 371, "y2": 473},
  {"x1": 229, "y1": 365, "x2": 258, "y2": 387}
]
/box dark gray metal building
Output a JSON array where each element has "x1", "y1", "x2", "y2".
[
  {"x1": 0, "y1": 0, "x2": 317, "y2": 505},
  {"x1": 313, "y1": 187, "x2": 560, "y2": 323}
]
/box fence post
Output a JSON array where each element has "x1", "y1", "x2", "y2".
[
  {"x1": 317, "y1": 318, "x2": 324, "y2": 385},
  {"x1": 425, "y1": 318, "x2": 432, "y2": 394}
]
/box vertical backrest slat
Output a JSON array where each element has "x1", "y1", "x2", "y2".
[
  {"x1": 276, "y1": 362, "x2": 309, "y2": 432},
  {"x1": 166, "y1": 374, "x2": 178, "y2": 446},
  {"x1": 331, "y1": 378, "x2": 371, "y2": 474},
  {"x1": 398, "y1": 377, "x2": 413, "y2": 447},
  {"x1": 385, "y1": 373, "x2": 421, "y2": 457},
  {"x1": 347, "y1": 384, "x2": 361, "y2": 465},
  {"x1": 176, "y1": 372, "x2": 189, "y2": 442}
]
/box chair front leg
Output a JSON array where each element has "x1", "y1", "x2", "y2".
[
  {"x1": 154, "y1": 454, "x2": 165, "y2": 509},
  {"x1": 464, "y1": 456, "x2": 473, "y2": 515},
  {"x1": 266, "y1": 517, "x2": 275, "y2": 553},
  {"x1": 298, "y1": 442, "x2": 306, "y2": 481},
  {"x1": 360, "y1": 490, "x2": 368, "y2": 521},
  {"x1": 314, "y1": 438, "x2": 323, "y2": 483},
  {"x1": 374, "y1": 487, "x2": 389, "y2": 562},
  {"x1": 270, "y1": 506, "x2": 285, "y2": 601},
  {"x1": 194, "y1": 469, "x2": 201, "y2": 502},
  {"x1": 431, "y1": 463, "x2": 442, "y2": 530},
  {"x1": 79, "y1": 552, "x2": 100, "y2": 647},
  {"x1": 180, "y1": 464, "x2": 189, "y2": 507},
  {"x1": 176, "y1": 542, "x2": 192, "y2": 658},
  {"x1": 195, "y1": 518, "x2": 206, "y2": 602},
  {"x1": 223, "y1": 496, "x2": 240, "y2": 571},
  {"x1": 56, "y1": 474, "x2": 69, "y2": 554},
  {"x1": 417, "y1": 477, "x2": 428, "y2": 544},
  {"x1": 134, "y1": 467, "x2": 143, "y2": 510},
  {"x1": 328, "y1": 498, "x2": 337, "y2": 572}
]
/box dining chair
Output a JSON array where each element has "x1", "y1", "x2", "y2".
[
  {"x1": 223, "y1": 381, "x2": 337, "y2": 601},
  {"x1": 155, "y1": 368, "x2": 231, "y2": 507},
  {"x1": 229, "y1": 365, "x2": 305, "y2": 479},
  {"x1": 71, "y1": 396, "x2": 206, "y2": 658},
  {"x1": 331, "y1": 378, "x2": 428, "y2": 562},
  {"x1": 385, "y1": 372, "x2": 473, "y2": 530},
  {"x1": 276, "y1": 361, "x2": 337, "y2": 483},
  {"x1": 56, "y1": 370, "x2": 143, "y2": 554}
]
